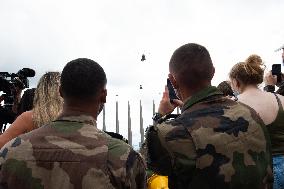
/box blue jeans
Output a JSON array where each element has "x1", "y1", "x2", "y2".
[{"x1": 273, "y1": 155, "x2": 284, "y2": 189}]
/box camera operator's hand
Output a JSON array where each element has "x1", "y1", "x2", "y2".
[
  {"x1": 158, "y1": 86, "x2": 183, "y2": 116},
  {"x1": 264, "y1": 71, "x2": 277, "y2": 86}
]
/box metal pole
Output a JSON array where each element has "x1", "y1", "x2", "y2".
[
  {"x1": 153, "y1": 100, "x2": 156, "y2": 124},
  {"x1": 153, "y1": 100, "x2": 155, "y2": 115},
  {"x1": 139, "y1": 100, "x2": 144, "y2": 147},
  {"x1": 103, "y1": 106, "x2": 106, "y2": 131},
  {"x1": 116, "y1": 101, "x2": 119, "y2": 134},
  {"x1": 128, "y1": 101, "x2": 132, "y2": 146}
]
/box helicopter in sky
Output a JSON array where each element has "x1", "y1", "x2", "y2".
[{"x1": 141, "y1": 54, "x2": 146, "y2": 61}]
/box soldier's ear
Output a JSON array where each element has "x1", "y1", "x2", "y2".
[
  {"x1": 211, "y1": 67, "x2": 215, "y2": 80},
  {"x1": 100, "y1": 88, "x2": 107, "y2": 103}
]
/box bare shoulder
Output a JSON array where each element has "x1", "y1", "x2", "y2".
[
  {"x1": 11, "y1": 111, "x2": 35, "y2": 133},
  {"x1": 20, "y1": 110, "x2": 33, "y2": 119},
  {"x1": 238, "y1": 92, "x2": 274, "y2": 107}
]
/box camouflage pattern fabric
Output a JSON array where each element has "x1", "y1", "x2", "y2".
[
  {"x1": 146, "y1": 86, "x2": 273, "y2": 189},
  {"x1": 0, "y1": 115, "x2": 146, "y2": 189}
]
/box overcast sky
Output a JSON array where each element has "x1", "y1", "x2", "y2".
[{"x1": 0, "y1": 0, "x2": 284, "y2": 149}]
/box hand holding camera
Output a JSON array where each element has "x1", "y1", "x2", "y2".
[
  {"x1": 264, "y1": 71, "x2": 278, "y2": 86},
  {"x1": 272, "y1": 64, "x2": 282, "y2": 83}
]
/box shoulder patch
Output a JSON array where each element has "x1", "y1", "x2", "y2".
[
  {"x1": 0, "y1": 148, "x2": 8, "y2": 159},
  {"x1": 11, "y1": 137, "x2": 22, "y2": 147}
]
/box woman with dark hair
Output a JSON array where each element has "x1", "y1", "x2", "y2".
[
  {"x1": 17, "y1": 88, "x2": 35, "y2": 115},
  {"x1": 217, "y1": 81, "x2": 234, "y2": 96},
  {"x1": 229, "y1": 54, "x2": 284, "y2": 189},
  {"x1": 0, "y1": 72, "x2": 63, "y2": 148}
]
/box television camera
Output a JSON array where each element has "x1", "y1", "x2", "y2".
[{"x1": 0, "y1": 68, "x2": 35, "y2": 131}]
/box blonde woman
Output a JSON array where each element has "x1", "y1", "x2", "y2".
[
  {"x1": 0, "y1": 72, "x2": 63, "y2": 148},
  {"x1": 229, "y1": 55, "x2": 284, "y2": 189}
]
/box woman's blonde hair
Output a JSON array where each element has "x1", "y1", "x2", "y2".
[
  {"x1": 32, "y1": 72, "x2": 63, "y2": 127},
  {"x1": 229, "y1": 54, "x2": 265, "y2": 86}
]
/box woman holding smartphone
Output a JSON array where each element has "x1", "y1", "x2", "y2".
[{"x1": 229, "y1": 54, "x2": 284, "y2": 189}]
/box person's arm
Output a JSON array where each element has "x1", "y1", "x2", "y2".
[
  {"x1": 147, "y1": 85, "x2": 197, "y2": 188},
  {"x1": 125, "y1": 150, "x2": 147, "y2": 189},
  {"x1": 0, "y1": 111, "x2": 33, "y2": 148},
  {"x1": 146, "y1": 85, "x2": 183, "y2": 176},
  {"x1": 146, "y1": 124, "x2": 173, "y2": 176},
  {"x1": 147, "y1": 122, "x2": 198, "y2": 189}
]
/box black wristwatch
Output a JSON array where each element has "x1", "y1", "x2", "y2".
[
  {"x1": 263, "y1": 85, "x2": 275, "y2": 93},
  {"x1": 152, "y1": 112, "x2": 163, "y2": 122}
]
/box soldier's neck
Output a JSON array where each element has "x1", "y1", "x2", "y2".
[{"x1": 60, "y1": 103, "x2": 98, "y2": 120}]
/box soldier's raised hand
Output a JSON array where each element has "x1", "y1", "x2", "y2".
[{"x1": 158, "y1": 86, "x2": 183, "y2": 116}]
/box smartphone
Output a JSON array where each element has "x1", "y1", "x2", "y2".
[
  {"x1": 167, "y1": 78, "x2": 179, "y2": 103},
  {"x1": 272, "y1": 64, "x2": 282, "y2": 83}
]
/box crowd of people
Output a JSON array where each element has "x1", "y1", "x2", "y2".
[{"x1": 0, "y1": 43, "x2": 283, "y2": 189}]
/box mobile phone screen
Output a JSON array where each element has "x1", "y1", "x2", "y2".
[
  {"x1": 167, "y1": 78, "x2": 179, "y2": 102},
  {"x1": 272, "y1": 64, "x2": 282, "y2": 83}
]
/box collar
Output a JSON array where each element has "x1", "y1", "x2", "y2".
[
  {"x1": 181, "y1": 86, "x2": 223, "y2": 112},
  {"x1": 56, "y1": 114, "x2": 97, "y2": 127}
]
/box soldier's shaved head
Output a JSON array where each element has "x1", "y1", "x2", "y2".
[
  {"x1": 61, "y1": 58, "x2": 107, "y2": 99},
  {"x1": 169, "y1": 43, "x2": 214, "y2": 90}
]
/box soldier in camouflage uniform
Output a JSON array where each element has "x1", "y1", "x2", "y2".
[
  {"x1": 0, "y1": 58, "x2": 146, "y2": 189},
  {"x1": 146, "y1": 43, "x2": 273, "y2": 189}
]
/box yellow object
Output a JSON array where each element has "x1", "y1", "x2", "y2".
[{"x1": 147, "y1": 174, "x2": 169, "y2": 189}]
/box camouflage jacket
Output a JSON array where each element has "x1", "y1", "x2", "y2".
[
  {"x1": 0, "y1": 115, "x2": 146, "y2": 189},
  {"x1": 146, "y1": 86, "x2": 273, "y2": 189}
]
